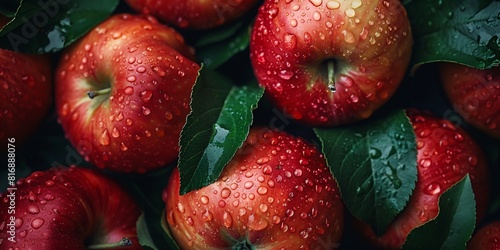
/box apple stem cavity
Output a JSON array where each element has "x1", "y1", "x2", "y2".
[
  {"x1": 87, "y1": 88, "x2": 111, "y2": 99},
  {"x1": 232, "y1": 239, "x2": 255, "y2": 250},
  {"x1": 87, "y1": 237, "x2": 133, "y2": 249},
  {"x1": 327, "y1": 60, "x2": 336, "y2": 92}
]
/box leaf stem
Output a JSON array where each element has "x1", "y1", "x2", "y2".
[
  {"x1": 87, "y1": 88, "x2": 111, "y2": 99},
  {"x1": 327, "y1": 60, "x2": 336, "y2": 92},
  {"x1": 87, "y1": 238, "x2": 132, "y2": 249}
]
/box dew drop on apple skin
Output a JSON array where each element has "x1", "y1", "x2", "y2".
[
  {"x1": 141, "y1": 106, "x2": 151, "y2": 115},
  {"x1": 309, "y1": 0, "x2": 323, "y2": 7},
  {"x1": 283, "y1": 33, "x2": 297, "y2": 50},
  {"x1": 31, "y1": 218, "x2": 45, "y2": 229},
  {"x1": 99, "y1": 129, "x2": 110, "y2": 146},
  {"x1": 423, "y1": 182, "x2": 441, "y2": 195}
]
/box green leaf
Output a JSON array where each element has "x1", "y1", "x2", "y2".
[
  {"x1": 178, "y1": 69, "x2": 264, "y2": 194},
  {"x1": 0, "y1": 0, "x2": 118, "y2": 54},
  {"x1": 195, "y1": 23, "x2": 251, "y2": 69},
  {"x1": 314, "y1": 109, "x2": 417, "y2": 236},
  {"x1": 0, "y1": 1, "x2": 21, "y2": 17},
  {"x1": 137, "y1": 214, "x2": 159, "y2": 250},
  {"x1": 194, "y1": 21, "x2": 245, "y2": 48},
  {"x1": 405, "y1": 0, "x2": 500, "y2": 70},
  {"x1": 402, "y1": 175, "x2": 476, "y2": 250}
]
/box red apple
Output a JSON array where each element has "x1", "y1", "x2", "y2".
[
  {"x1": 357, "y1": 109, "x2": 490, "y2": 249},
  {"x1": 55, "y1": 14, "x2": 200, "y2": 173},
  {"x1": 441, "y1": 63, "x2": 500, "y2": 139},
  {"x1": 124, "y1": 0, "x2": 261, "y2": 29},
  {"x1": 0, "y1": 166, "x2": 143, "y2": 249},
  {"x1": 468, "y1": 221, "x2": 500, "y2": 250},
  {"x1": 163, "y1": 127, "x2": 344, "y2": 249},
  {"x1": 0, "y1": 15, "x2": 52, "y2": 144},
  {"x1": 250, "y1": 0, "x2": 413, "y2": 127}
]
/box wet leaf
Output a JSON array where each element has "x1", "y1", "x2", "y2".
[
  {"x1": 403, "y1": 175, "x2": 476, "y2": 250},
  {"x1": 137, "y1": 214, "x2": 159, "y2": 250},
  {"x1": 0, "y1": 0, "x2": 118, "y2": 53},
  {"x1": 0, "y1": 1, "x2": 21, "y2": 17},
  {"x1": 178, "y1": 68, "x2": 264, "y2": 194},
  {"x1": 195, "y1": 22, "x2": 251, "y2": 69},
  {"x1": 405, "y1": 0, "x2": 500, "y2": 71},
  {"x1": 314, "y1": 109, "x2": 418, "y2": 236}
]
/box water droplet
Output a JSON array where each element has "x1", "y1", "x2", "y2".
[
  {"x1": 419, "y1": 159, "x2": 431, "y2": 168},
  {"x1": 350, "y1": 94, "x2": 359, "y2": 103},
  {"x1": 309, "y1": 0, "x2": 323, "y2": 6},
  {"x1": 223, "y1": 211, "x2": 233, "y2": 228},
  {"x1": 283, "y1": 33, "x2": 297, "y2": 50},
  {"x1": 257, "y1": 186, "x2": 268, "y2": 195},
  {"x1": 124, "y1": 86, "x2": 134, "y2": 95},
  {"x1": 290, "y1": 19, "x2": 298, "y2": 27},
  {"x1": 239, "y1": 207, "x2": 247, "y2": 216},
  {"x1": 200, "y1": 195, "x2": 209, "y2": 205},
  {"x1": 136, "y1": 66, "x2": 147, "y2": 73},
  {"x1": 326, "y1": 0, "x2": 340, "y2": 9},
  {"x1": 342, "y1": 30, "x2": 356, "y2": 43},
  {"x1": 351, "y1": 0, "x2": 362, "y2": 8},
  {"x1": 112, "y1": 32, "x2": 122, "y2": 39},
  {"x1": 43, "y1": 194, "x2": 55, "y2": 203},
  {"x1": 419, "y1": 129, "x2": 431, "y2": 138},
  {"x1": 186, "y1": 216, "x2": 194, "y2": 226},
  {"x1": 257, "y1": 157, "x2": 270, "y2": 165},
  {"x1": 418, "y1": 210, "x2": 428, "y2": 222},
  {"x1": 294, "y1": 169, "x2": 303, "y2": 176},
  {"x1": 468, "y1": 156, "x2": 477, "y2": 166},
  {"x1": 424, "y1": 182, "x2": 441, "y2": 195},
  {"x1": 31, "y1": 218, "x2": 44, "y2": 229},
  {"x1": 279, "y1": 70, "x2": 294, "y2": 80},
  {"x1": 304, "y1": 32, "x2": 312, "y2": 43},
  {"x1": 127, "y1": 76, "x2": 136, "y2": 82},
  {"x1": 45, "y1": 180, "x2": 55, "y2": 186},
  {"x1": 345, "y1": 8, "x2": 355, "y2": 18},
  {"x1": 140, "y1": 90, "x2": 153, "y2": 102},
  {"x1": 300, "y1": 230, "x2": 309, "y2": 239},
  {"x1": 177, "y1": 202, "x2": 185, "y2": 213},
  {"x1": 263, "y1": 165, "x2": 273, "y2": 175},
  {"x1": 259, "y1": 203, "x2": 269, "y2": 213},
  {"x1": 272, "y1": 215, "x2": 281, "y2": 224},
  {"x1": 370, "y1": 148, "x2": 382, "y2": 159},
  {"x1": 221, "y1": 188, "x2": 231, "y2": 199},
  {"x1": 99, "y1": 129, "x2": 110, "y2": 146},
  {"x1": 28, "y1": 205, "x2": 40, "y2": 214},
  {"x1": 244, "y1": 181, "x2": 254, "y2": 189},
  {"x1": 15, "y1": 218, "x2": 23, "y2": 228},
  {"x1": 313, "y1": 11, "x2": 321, "y2": 21},
  {"x1": 218, "y1": 200, "x2": 226, "y2": 207},
  {"x1": 142, "y1": 106, "x2": 151, "y2": 115},
  {"x1": 248, "y1": 214, "x2": 269, "y2": 231},
  {"x1": 19, "y1": 229, "x2": 27, "y2": 238}
]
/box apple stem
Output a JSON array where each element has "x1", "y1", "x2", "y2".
[
  {"x1": 87, "y1": 88, "x2": 111, "y2": 99},
  {"x1": 327, "y1": 60, "x2": 336, "y2": 92},
  {"x1": 87, "y1": 238, "x2": 133, "y2": 249}
]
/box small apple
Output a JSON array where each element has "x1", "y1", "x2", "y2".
[
  {"x1": 163, "y1": 127, "x2": 344, "y2": 249},
  {"x1": 250, "y1": 0, "x2": 413, "y2": 127},
  {"x1": 0, "y1": 166, "x2": 143, "y2": 249},
  {"x1": 55, "y1": 14, "x2": 200, "y2": 173},
  {"x1": 468, "y1": 221, "x2": 500, "y2": 250},
  {"x1": 0, "y1": 15, "x2": 52, "y2": 144},
  {"x1": 441, "y1": 63, "x2": 500, "y2": 139},
  {"x1": 357, "y1": 109, "x2": 490, "y2": 249},
  {"x1": 124, "y1": 0, "x2": 261, "y2": 29}
]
